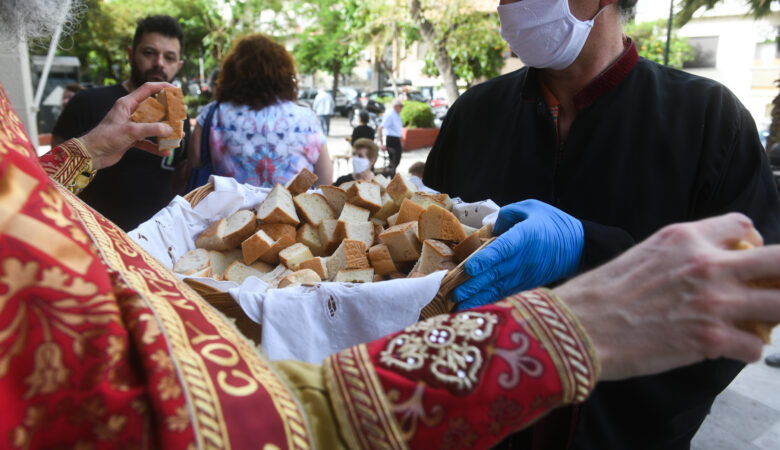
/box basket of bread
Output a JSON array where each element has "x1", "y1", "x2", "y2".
[{"x1": 130, "y1": 169, "x2": 499, "y2": 361}]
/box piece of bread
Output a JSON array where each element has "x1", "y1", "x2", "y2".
[
  {"x1": 241, "y1": 229, "x2": 277, "y2": 264},
  {"x1": 299, "y1": 256, "x2": 329, "y2": 280},
  {"x1": 371, "y1": 174, "x2": 391, "y2": 194},
  {"x1": 257, "y1": 184, "x2": 299, "y2": 226},
  {"x1": 338, "y1": 180, "x2": 356, "y2": 191},
  {"x1": 278, "y1": 243, "x2": 314, "y2": 270},
  {"x1": 173, "y1": 248, "x2": 211, "y2": 275},
  {"x1": 386, "y1": 212, "x2": 399, "y2": 227},
  {"x1": 194, "y1": 210, "x2": 255, "y2": 251},
  {"x1": 461, "y1": 223, "x2": 479, "y2": 236},
  {"x1": 419, "y1": 204, "x2": 467, "y2": 243},
  {"x1": 731, "y1": 240, "x2": 778, "y2": 343},
  {"x1": 395, "y1": 198, "x2": 426, "y2": 225},
  {"x1": 386, "y1": 173, "x2": 417, "y2": 203},
  {"x1": 418, "y1": 239, "x2": 455, "y2": 275},
  {"x1": 373, "y1": 223, "x2": 384, "y2": 245},
  {"x1": 223, "y1": 260, "x2": 273, "y2": 284},
  {"x1": 294, "y1": 192, "x2": 335, "y2": 226},
  {"x1": 338, "y1": 202, "x2": 371, "y2": 223},
  {"x1": 278, "y1": 269, "x2": 322, "y2": 288},
  {"x1": 318, "y1": 219, "x2": 340, "y2": 254},
  {"x1": 384, "y1": 271, "x2": 407, "y2": 280},
  {"x1": 159, "y1": 119, "x2": 185, "y2": 151},
  {"x1": 131, "y1": 97, "x2": 166, "y2": 123},
  {"x1": 285, "y1": 167, "x2": 318, "y2": 196},
  {"x1": 335, "y1": 221, "x2": 375, "y2": 249},
  {"x1": 478, "y1": 223, "x2": 494, "y2": 239},
  {"x1": 453, "y1": 232, "x2": 483, "y2": 263},
  {"x1": 256, "y1": 223, "x2": 297, "y2": 264},
  {"x1": 260, "y1": 264, "x2": 294, "y2": 288},
  {"x1": 368, "y1": 244, "x2": 398, "y2": 275},
  {"x1": 296, "y1": 223, "x2": 325, "y2": 256},
  {"x1": 347, "y1": 181, "x2": 382, "y2": 214},
  {"x1": 334, "y1": 268, "x2": 374, "y2": 283},
  {"x1": 411, "y1": 192, "x2": 453, "y2": 211},
  {"x1": 320, "y1": 185, "x2": 349, "y2": 216},
  {"x1": 208, "y1": 249, "x2": 243, "y2": 280},
  {"x1": 157, "y1": 87, "x2": 187, "y2": 121},
  {"x1": 379, "y1": 222, "x2": 422, "y2": 262},
  {"x1": 195, "y1": 218, "x2": 228, "y2": 251},
  {"x1": 326, "y1": 239, "x2": 369, "y2": 280},
  {"x1": 372, "y1": 193, "x2": 400, "y2": 221}
]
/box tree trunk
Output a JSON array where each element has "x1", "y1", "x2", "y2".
[
  {"x1": 331, "y1": 59, "x2": 341, "y2": 108},
  {"x1": 378, "y1": 57, "x2": 399, "y2": 96},
  {"x1": 409, "y1": 0, "x2": 459, "y2": 105}
]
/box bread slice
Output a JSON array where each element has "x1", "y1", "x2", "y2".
[
  {"x1": 347, "y1": 181, "x2": 382, "y2": 214},
  {"x1": 326, "y1": 239, "x2": 369, "y2": 280},
  {"x1": 338, "y1": 180, "x2": 356, "y2": 191},
  {"x1": 418, "y1": 239, "x2": 455, "y2": 275},
  {"x1": 373, "y1": 193, "x2": 400, "y2": 221},
  {"x1": 299, "y1": 256, "x2": 329, "y2": 280},
  {"x1": 395, "y1": 198, "x2": 426, "y2": 225},
  {"x1": 256, "y1": 223, "x2": 297, "y2": 264},
  {"x1": 195, "y1": 218, "x2": 228, "y2": 251},
  {"x1": 294, "y1": 192, "x2": 335, "y2": 226},
  {"x1": 379, "y1": 222, "x2": 422, "y2": 262},
  {"x1": 257, "y1": 184, "x2": 299, "y2": 225},
  {"x1": 338, "y1": 202, "x2": 370, "y2": 223},
  {"x1": 419, "y1": 204, "x2": 467, "y2": 243},
  {"x1": 159, "y1": 119, "x2": 184, "y2": 151},
  {"x1": 296, "y1": 223, "x2": 325, "y2": 256},
  {"x1": 286, "y1": 167, "x2": 318, "y2": 195},
  {"x1": 278, "y1": 243, "x2": 314, "y2": 270},
  {"x1": 453, "y1": 232, "x2": 482, "y2": 263},
  {"x1": 461, "y1": 223, "x2": 479, "y2": 236},
  {"x1": 334, "y1": 268, "x2": 374, "y2": 283},
  {"x1": 241, "y1": 229, "x2": 277, "y2": 264},
  {"x1": 386, "y1": 173, "x2": 417, "y2": 203},
  {"x1": 318, "y1": 219, "x2": 340, "y2": 254},
  {"x1": 278, "y1": 269, "x2": 322, "y2": 288},
  {"x1": 335, "y1": 221, "x2": 375, "y2": 249},
  {"x1": 260, "y1": 264, "x2": 294, "y2": 288},
  {"x1": 386, "y1": 212, "x2": 399, "y2": 227},
  {"x1": 373, "y1": 223, "x2": 384, "y2": 246},
  {"x1": 320, "y1": 185, "x2": 349, "y2": 216},
  {"x1": 131, "y1": 97, "x2": 166, "y2": 123},
  {"x1": 157, "y1": 87, "x2": 187, "y2": 121},
  {"x1": 208, "y1": 249, "x2": 243, "y2": 280},
  {"x1": 371, "y1": 174, "x2": 391, "y2": 194},
  {"x1": 223, "y1": 260, "x2": 273, "y2": 284},
  {"x1": 411, "y1": 192, "x2": 453, "y2": 211},
  {"x1": 478, "y1": 223, "x2": 494, "y2": 239},
  {"x1": 368, "y1": 244, "x2": 397, "y2": 275},
  {"x1": 195, "y1": 209, "x2": 256, "y2": 251},
  {"x1": 173, "y1": 248, "x2": 211, "y2": 275}
]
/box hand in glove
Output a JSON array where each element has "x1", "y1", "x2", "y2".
[{"x1": 451, "y1": 199, "x2": 584, "y2": 310}]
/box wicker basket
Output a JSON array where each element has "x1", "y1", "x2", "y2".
[{"x1": 182, "y1": 181, "x2": 486, "y2": 332}]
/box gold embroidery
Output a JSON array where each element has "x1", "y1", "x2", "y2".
[
  {"x1": 387, "y1": 383, "x2": 445, "y2": 442},
  {"x1": 492, "y1": 331, "x2": 544, "y2": 390},
  {"x1": 168, "y1": 405, "x2": 191, "y2": 432},
  {"x1": 380, "y1": 312, "x2": 499, "y2": 392},
  {"x1": 24, "y1": 342, "x2": 69, "y2": 397},
  {"x1": 151, "y1": 348, "x2": 174, "y2": 372},
  {"x1": 159, "y1": 374, "x2": 183, "y2": 401}
]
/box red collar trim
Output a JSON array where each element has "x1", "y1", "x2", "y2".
[{"x1": 572, "y1": 38, "x2": 638, "y2": 110}]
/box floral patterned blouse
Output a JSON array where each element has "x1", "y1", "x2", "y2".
[{"x1": 197, "y1": 100, "x2": 326, "y2": 187}]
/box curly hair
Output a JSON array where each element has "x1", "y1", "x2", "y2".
[
  {"x1": 353, "y1": 138, "x2": 379, "y2": 161},
  {"x1": 215, "y1": 33, "x2": 298, "y2": 110}
]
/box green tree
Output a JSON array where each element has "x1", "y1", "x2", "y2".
[
  {"x1": 624, "y1": 19, "x2": 694, "y2": 69},
  {"x1": 291, "y1": 0, "x2": 367, "y2": 100}
]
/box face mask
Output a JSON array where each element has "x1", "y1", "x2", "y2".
[
  {"x1": 353, "y1": 156, "x2": 371, "y2": 174},
  {"x1": 498, "y1": 0, "x2": 607, "y2": 70}
]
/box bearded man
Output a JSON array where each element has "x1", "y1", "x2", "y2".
[
  {"x1": 1, "y1": 1, "x2": 780, "y2": 448},
  {"x1": 52, "y1": 14, "x2": 190, "y2": 231}
]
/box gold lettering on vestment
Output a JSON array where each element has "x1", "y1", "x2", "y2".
[
  {"x1": 0, "y1": 165, "x2": 92, "y2": 274},
  {"x1": 217, "y1": 370, "x2": 259, "y2": 397}
]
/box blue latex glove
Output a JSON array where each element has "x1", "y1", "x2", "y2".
[{"x1": 451, "y1": 199, "x2": 584, "y2": 310}]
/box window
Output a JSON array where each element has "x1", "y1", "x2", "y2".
[{"x1": 684, "y1": 36, "x2": 718, "y2": 69}]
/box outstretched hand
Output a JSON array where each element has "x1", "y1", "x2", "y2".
[
  {"x1": 452, "y1": 199, "x2": 584, "y2": 309},
  {"x1": 79, "y1": 82, "x2": 174, "y2": 170},
  {"x1": 555, "y1": 213, "x2": 777, "y2": 380}
]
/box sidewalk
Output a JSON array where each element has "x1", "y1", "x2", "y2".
[{"x1": 326, "y1": 117, "x2": 780, "y2": 449}]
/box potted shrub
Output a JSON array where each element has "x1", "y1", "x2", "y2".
[{"x1": 400, "y1": 101, "x2": 439, "y2": 151}]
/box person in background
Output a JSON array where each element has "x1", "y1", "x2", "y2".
[
  {"x1": 61, "y1": 82, "x2": 83, "y2": 107},
  {"x1": 335, "y1": 137, "x2": 379, "y2": 186},
  {"x1": 407, "y1": 161, "x2": 425, "y2": 188},
  {"x1": 351, "y1": 110, "x2": 375, "y2": 143},
  {"x1": 52, "y1": 15, "x2": 191, "y2": 231},
  {"x1": 189, "y1": 33, "x2": 333, "y2": 188},
  {"x1": 424, "y1": 0, "x2": 780, "y2": 448},
  {"x1": 377, "y1": 98, "x2": 403, "y2": 175},
  {"x1": 312, "y1": 88, "x2": 335, "y2": 136}
]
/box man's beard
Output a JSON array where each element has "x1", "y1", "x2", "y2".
[
  {"x1": 130, "y1": 62, "x2": 174, "y2": 89},
  {"x1": 0, "y1": 0, "x2": 86, "y2": 45}
]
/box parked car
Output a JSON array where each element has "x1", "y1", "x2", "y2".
[
  {"x1": 347, "y1": 93, "x2": 386, "y2": 128},
  {"x1": 297, "y1": 87, "x2": 318, "y2": 108}
]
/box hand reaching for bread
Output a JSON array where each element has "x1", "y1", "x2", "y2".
[
  {"x1": 78, "y1": 82, "x2": 178, "y2": 170},
  {"x1": 452, "y1": 199, "x2": 584, "y2": 310}
]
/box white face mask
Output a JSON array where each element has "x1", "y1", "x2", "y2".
[
  {"x1": 352, "y1": 156, "x2": 371, "y2": 174},
  {"x1": 498, "y1": 0, "x2": 607, "y2": 70}
]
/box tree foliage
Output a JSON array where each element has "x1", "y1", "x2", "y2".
[
  {"x1": 624, "y1": 19, "x2": 695, "y2": 69},
  {"x1": 676, "y1": 0, "x2": 776, "y2": 25}
]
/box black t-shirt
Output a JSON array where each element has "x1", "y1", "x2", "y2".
[
  {"x1": 351, "y1": 125, "x2": 375, "y2": 143},
  {"x1": 53, "y1": 84, "x2": 190, "y2": 231},
  {"x1": 425, "y1": 58, "x2": 780, "y2": 449}
]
